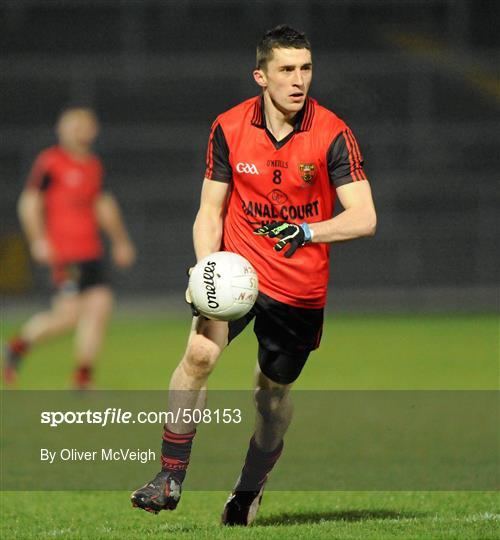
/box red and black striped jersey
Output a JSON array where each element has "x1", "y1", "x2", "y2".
[
  {"x1": 205, "y1": 95, "x2": 368, "y2": 308},
  {"x1": 26, "y1": 146, "x2": 103, "y2": 264}
]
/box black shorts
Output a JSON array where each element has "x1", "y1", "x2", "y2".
[
  {"x1": 228, "y1": 291, "x2": 324, "y2": 384},
  {"x1": 52, "y1": 259, "x2": 108, "y2": 294}
]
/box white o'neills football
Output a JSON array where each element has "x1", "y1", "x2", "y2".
[{"x1": 188, "y1": 251, "x2": 258, "y2": 321}]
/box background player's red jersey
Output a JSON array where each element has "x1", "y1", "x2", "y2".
[
  {"x1": 205, "y1": 96, "x2": 367, "y2": 308},
  {"x1": 27, "y1": 146, "x2": 103, "y2": 263}
]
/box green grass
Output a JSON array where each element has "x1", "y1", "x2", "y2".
[
  {"x1": 2, "y1": 314, "x2": 498, "y2": 390},
  {"x1": 1, "y1": 491, "x2": 498, "y2": 539},
  {"x1": 1, "y1": 313, "x2": 499, "y2": 538}
]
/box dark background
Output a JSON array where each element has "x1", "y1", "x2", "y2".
[{"x1": 1, "y1": 0, "x2": 498, "y2": 311}]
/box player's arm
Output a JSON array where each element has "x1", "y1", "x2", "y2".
[
  {"x1": 255, "y1": 181, "x2": 376, "y2": 257},
  {"x1": 18, "y1": 152, "x2": 54, "y2": 265},
  {"x1": 310, "y1": 127, "x2": 376, "y2": 242},
  {"x1": 193, "y1": 179, "x2": 229, "y2": 261},
  {"x1": 256, "y1": 127, "x2": 376, "y2": 256},
  {"x1": 194, "y1": 119, "x2": 232, "y2": 261},
  {"x1": 17, "y1": 188, "x2": 52, "y2": 264},
  {"x1": 309, "y1": 181, "x2": 376, "y2": 243},
  {"x1": 95, "y1": 192, "x2": 136, "y2": 268}
]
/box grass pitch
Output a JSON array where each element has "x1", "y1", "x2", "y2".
[
  {"x1": 1, "y1": 491, "x2": 498, "y2": 539},
  {"x1": 1, "y1": 313, "x2": 498, "y2": 538}
]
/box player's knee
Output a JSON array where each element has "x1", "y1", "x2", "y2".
[
  {"x1": 183, "y1": 336, "x2": 219, "y2": 378},
  {"x1": 254, "y1": 386, "x2": 289, "y2": 419},
  {"x1": 92, "y1": 287, "x2": 114, "y2": 307},
  {"x1": 84, "y1": 287, "x2": 114, "y2": 315}
]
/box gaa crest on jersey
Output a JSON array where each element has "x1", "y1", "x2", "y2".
[{"x1": 299, "y1": 163, "x2": 316, "y2": 184}]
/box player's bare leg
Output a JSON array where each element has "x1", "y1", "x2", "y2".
[
  {"x1": 21, "y1": 293, "x2": 80, "y2": 343},
  {"x1": 73, "y1": 285, "x2": 113, "y2": 389},
  {"x1": 253, "y1": 368, "x2": 293, "y2": 451},
  {"x1": 168, "y1": 316, "x2": 228, "y2": 427},
  {"x1": 3, "y1": 293, "x2": 80, "y2": 385},
  {"x1": 131, "y1": 316, "x2": 228, "y2": 513},
  {"x1": 222, "y1": 366, "x2": 292, "y2": 526}
]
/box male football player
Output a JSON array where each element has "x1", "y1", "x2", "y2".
[
  {"x1": 132, "y1": 25, "x2": 376, "y2": 525},
  {"x1": 3, "y1": 107, "x2": 136, "y2": 389}
]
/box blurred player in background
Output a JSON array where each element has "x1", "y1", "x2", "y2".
[
  {"x1": 132, "y1": 25, "x2": 376, "y2": 525},
  {"x1": 3, "y1": 107, "x2": 136, "y2": 389}
]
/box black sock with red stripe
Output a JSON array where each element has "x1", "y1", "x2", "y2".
[
  {"x1": 9, "y1": 337, "x2": 29, "y2": 356},
  {"x1": 7, "y1": 337, "x2": 30, "y2": 364},
  {"x1": 237, "y1": 436, "x2": 284, "y2": 492},
  {"x1": 74, "y1": 365, "x2": 93, "y2": 388},
  {"x1": 161, "y1": 427, "x2": 196, "y2": 483}
]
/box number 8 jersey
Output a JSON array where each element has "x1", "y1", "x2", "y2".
[{"x1": 204, "y1": 95, "x2": 368, "y2": 309}]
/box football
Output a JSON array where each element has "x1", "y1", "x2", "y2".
[{"x1": 188, "y1": 251, "x2": 258, "y2": 321}]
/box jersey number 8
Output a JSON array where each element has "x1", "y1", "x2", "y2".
[{"x1": 272, "y1": 169, "x2": 282, "y2": 184}]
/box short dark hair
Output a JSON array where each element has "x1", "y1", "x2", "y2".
[
  {"x1": 256, "y1": 24, "x2": 311, "y2": 70},
  {"x1": 57, "y1": 106, "x2": 98, "y2": 124}
]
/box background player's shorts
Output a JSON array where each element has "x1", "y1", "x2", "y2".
[
  {"x1": 228, "y1": 291, "x2": 324, "y2": 355},
  {"x1": 51, "y1": 259, "x2": 107, "y2": 294}
]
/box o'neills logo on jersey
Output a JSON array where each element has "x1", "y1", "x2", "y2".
[
  {"x1": 203, "y1": 261, "x2": 219, "y2": 309},
  {"x1": 236, "y1": 162, "x2": 260, "y2": 175},
  {"x1": 242, "y1": 199, "x2": 320, "y2": 222},
  {"x1": 267, "y1": 159, "x2": 288, "y2": 169},
  {"x1": 299, "y1": 163, "x2": 316, "y2": 184}
]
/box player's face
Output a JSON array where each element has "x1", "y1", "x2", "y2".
[
  {"x1": 57, "y1": 111, "x2": 99, "y2": 151},
  {"x1": 255, "y1": 47, "x2": 313, "y2": 115}
]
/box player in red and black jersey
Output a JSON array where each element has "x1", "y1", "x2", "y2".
[
  {"x1": 3, "y1": 108, "x2": 136, "y2": 389},
  {"x1": 132, "y1": 25, "x2": 376, "y2": 524}
]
